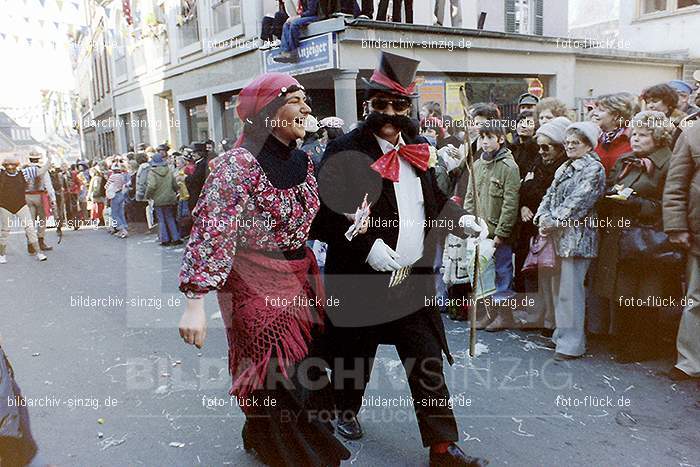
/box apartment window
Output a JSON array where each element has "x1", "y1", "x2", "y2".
[
  {"x1": 641, "y1": 0, "x2": 668, "y2": 13},
  {"x1": 212, "y1": 0, "x2": 242, "y2": 34},
  {"x1": 505, "y1": 0, "x2": 543, "y2": 35},
  {"x1": 103, "y1": 49, "x2": 110, "y2": 93},
  {"x1": 178, "y1": 0, "x2": 200, "y2": 49},
  {"x1": 678, "y1": 0, "x2": 700, "y2": 7}
]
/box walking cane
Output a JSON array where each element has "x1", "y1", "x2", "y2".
[{"x1": 458, "y1": 85, "x2": 486, "y2": 357}]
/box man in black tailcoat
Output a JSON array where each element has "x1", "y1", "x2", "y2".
[{"x1": 312, "y1": 51, "x2": 489, "y2": 467}]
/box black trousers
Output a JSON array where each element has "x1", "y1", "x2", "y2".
[
  {"x1": 329, "y1": 308, "x2": 458, "y2": 447},
  {"x1": 375, "y1": 0, "x2": 413, "y2": 22}
]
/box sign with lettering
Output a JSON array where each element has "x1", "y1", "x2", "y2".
[{"x1": 263, "y1": 33, "x2": 336, "y2": 75}]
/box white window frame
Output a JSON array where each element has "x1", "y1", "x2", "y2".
[
  {"x1": 636, "y1": 0, "x2": 700, "y2": 19},
  {"x1": 208, "y1": 0, "x2": 244, "y2": 52},
  {"x1": 514, "y1": 0, "x2": 533, "y2": 34},
  {"x1": 176, "y1": 0, "x2": 202, "y2": 59}
]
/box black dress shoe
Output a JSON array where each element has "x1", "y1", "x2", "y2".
[
  {"x1": 336, "y1": 414, "x2": 363, "y2": 440},
  {"x1": 429, "y1": 443, "x2": 489, "y2": 467}
]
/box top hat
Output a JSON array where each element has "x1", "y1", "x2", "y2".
[
  {"x1": 362, "y1": 52, "x2": 420, "y2": 98},
  {"x1": 191, "y1": 142, "x2": 207, "y2": 153}
]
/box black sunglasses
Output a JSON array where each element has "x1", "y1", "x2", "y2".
[
  {"x1": 370, "y1": 97, "x2": 411, "y2": 112},
  {"x1": 538, "y1": 144, "x2": 554, "y2": 152}
]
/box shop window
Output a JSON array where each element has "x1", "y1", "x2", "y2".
[
  {"x1": 184, "y1": 98, "x2": 209, "y2": 142},
  {"x1": 221, "y1": 94, "x2": 243, "y2": 141},
  {"x1": 134, "y1": 110, "x2": 150, "y2": 146}
]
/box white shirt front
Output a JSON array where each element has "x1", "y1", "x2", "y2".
[{"x1": 374, "y1": 134, "x2": 425, "y2": 267}]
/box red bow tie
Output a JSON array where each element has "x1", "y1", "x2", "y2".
[{"x1": 370, "y1": 143, "x2": 431, "y2": 182}]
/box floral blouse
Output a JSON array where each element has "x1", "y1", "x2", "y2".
[{"x1": 179, "y1": 147, "x2": 319, "y2": 294}]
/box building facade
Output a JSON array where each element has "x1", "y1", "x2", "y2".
[
  {"x1": 74, "y1": 0, "x2": 691, "y2": 155},
  {"x1": 570, "y1": 0, "x2": 700, "y2": 82}
]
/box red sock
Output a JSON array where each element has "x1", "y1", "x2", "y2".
[{"x1": 431, "y1": 441, "x2": 451, "y2": 454}]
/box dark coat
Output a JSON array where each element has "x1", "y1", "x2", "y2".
[
  {"x1": 311, "y1": 124, "x2": 467, "y2": 363},
  {"x1": 185, "y1": 157, "x2": 207, "y2": 212},
  {"x1": 514, "y1": 154, "x2": 567, "y2": 263},
  {"x1": 665, "y1": 122, "x2": 700, "y2": 256},
  {"x1": 510, "y1": 136, "x2": 539, "y2": 180},
  {"x1": 594, "y1": 147, "x2": 681, "y2": 301}
]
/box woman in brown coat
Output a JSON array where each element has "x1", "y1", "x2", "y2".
[{"x1": 594, "y1": 111, "x2": 683, "y2": 363}]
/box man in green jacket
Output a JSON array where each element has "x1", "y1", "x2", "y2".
[
  {"x1": 465, "y1": 120, "x2": 521, "y2": 330},
  {"x1": 146, "y1": 144, "x2": 182, "y2": 246}
]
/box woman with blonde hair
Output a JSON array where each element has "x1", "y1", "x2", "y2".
[
  {"x1": 594, "y1": 111, "x2": 681, "y2": 362},
  {"x1": 534, "y1": 97, "x2": 569, "y2": 127},
  {"x1": 591, "y1": 92, "x2": 640, "y2": 172}
]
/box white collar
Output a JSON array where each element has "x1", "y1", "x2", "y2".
[{"x1": 374, "y1": 133, "x2": 406, "y2": 154}]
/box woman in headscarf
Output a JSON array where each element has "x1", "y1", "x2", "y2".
[{"x1": 177, "y1": 73, "x2": 350, "y2": 467}]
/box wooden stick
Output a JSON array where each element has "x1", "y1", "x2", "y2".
[{"x1": 459, "y1": 85, "x2": 482, "y2": 358}]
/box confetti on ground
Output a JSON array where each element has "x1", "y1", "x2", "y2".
[
  {"x1": 100, "y1": 433, "x2": 127, "y2": 450},
  {"x1": 462, "y1": 431, "x2": 482, "y2": 442},
  {"x1": 169, "y1": 442, "x2": 185, "y2": 448},
  {"x1": 511, "y1": 417, "x2": 534, "y2": 437}
]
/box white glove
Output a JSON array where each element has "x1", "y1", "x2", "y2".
[
  {"x1": 366, "y1": 238, "x2": 401, "y2": 272},
  {"x1": 459, "y1": 215, "x2": 489, "y2": 241},
  {"x1": 437, "y1": 145, "x2": 462, "y2": 172}
]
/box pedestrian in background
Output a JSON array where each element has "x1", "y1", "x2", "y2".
[
  {"x1": 465, "y1": 120, "x2": 521, "y2": 330},
  {"x1": 146, "y1": 144, "x2": 182, "y2": 246},
  {"x1": 663, "y1": 119, "x2": 700, "y2": 382},
  {"x1": 594, "y1": 111, "x2": 680, "y2": 363},
  {"x1": 87, "y1": 164, "x2": 106, "y2": 226},
  {"x1": 534, "y1": 122, "x2": 606, "y2": 360},
  {"x1": 105, "y1": 160, "x2": 129, "y2": 238},
  {"x1": 534, "y1": 97, "x2": 570, "y2": 127},
  {"x1": 515, "y1": 117, "x2": 569, "y2": 304},
  {"x1": 591, "y1": 92, "x2": 638, "y2": 173}
]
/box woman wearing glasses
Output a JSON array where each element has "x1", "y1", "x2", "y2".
[
  {"x1": 178, "y1": 73, "x2": 349, "y2": 466},
  {"x1": 534, "y1": 121, "x2": 606, "y2": 360},
  {"x1": 516, "y1": 117, "x2": 571, "y2": 328}
]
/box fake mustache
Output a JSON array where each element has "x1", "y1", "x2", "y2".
[{"x1": 364, "y1": 112, "x2": 419, "y2": 140}]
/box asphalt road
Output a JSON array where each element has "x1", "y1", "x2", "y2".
[{"x1": 1, "y1": 226, "x2": 699, "y2": 467}]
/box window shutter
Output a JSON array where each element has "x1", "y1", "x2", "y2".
[
  {"x1": 504, "y1": 0, "x2": 516, "y2": 32},
  {"x1": 534, "y1": 0, "x2": 544, "y2": 35}
]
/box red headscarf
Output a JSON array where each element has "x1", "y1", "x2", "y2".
[{"x1": 235, "y1": 73, "x2": 303, "y2": 147}]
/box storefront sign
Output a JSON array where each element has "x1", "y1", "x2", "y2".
[
  {"x1": 263, "y1": 33, "x2": 336, "y2": 75},
  {"x1": 418, "y1": 80, "x2": 446, "y2": 111}
]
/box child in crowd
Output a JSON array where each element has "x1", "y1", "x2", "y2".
[{"x1": 464, "y1": 120, "x2": 521, "y2": 330}]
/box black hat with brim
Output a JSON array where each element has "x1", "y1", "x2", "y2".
[{"x1": 362, "y1": 51, "x2": 420, "y2": 98}]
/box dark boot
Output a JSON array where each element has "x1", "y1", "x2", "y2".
[{"x1": 38, "y1": 238, "x2": 53, "y2": 251}]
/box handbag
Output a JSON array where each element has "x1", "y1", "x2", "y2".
[
  {"x1": 521, "y1": 235, "x2": 557, "y2": 273},
  {"x1": 618, "y1": 226, "x2": 685, "y2": 266}
]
